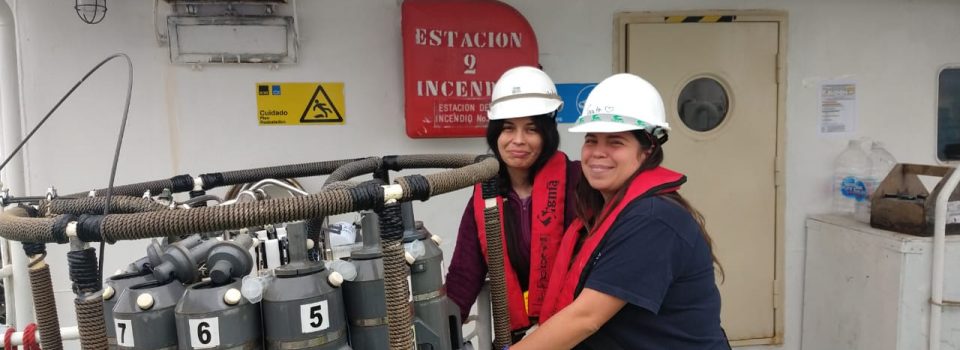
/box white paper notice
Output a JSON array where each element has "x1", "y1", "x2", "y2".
[{"x1": 819, "y1": 80, "x2": 857, "y2": 136}]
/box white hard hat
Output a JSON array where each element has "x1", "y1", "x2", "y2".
[
  {"x1": 568, "y1": 73, "x2": 669, "y2": 136},
  {"x1": 487, "y1": 66, "x2": 563, "y2": 120}
]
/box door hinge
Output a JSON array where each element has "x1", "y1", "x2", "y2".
[
  {"x1": 775, "y1": 52, "x2": 781, "y2": 85},
  {"x1": 774, "y1": 156, "x2": 783, "y2": 188},
  {"x1": 772, "y1": 277, "x2": 782, "y2": 300}
]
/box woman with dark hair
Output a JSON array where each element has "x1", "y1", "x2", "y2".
[
  {"x1": 510, "y1": 73, "x2": 729, "y2": 349},
  {"x1": 445, "y1": 66, "x2": 581, "y2": 341}
]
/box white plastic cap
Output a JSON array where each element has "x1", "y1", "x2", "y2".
[
  {"x1": 224, "y1": 288, "x2": 242, "y2": 306},
  {"x1": 102, "y1": 286, "x2": 115, "y2": 300},
  {"x1": 136, "y1": 293, "x2": 154, "y2": 310},
  {"x1": 328, "y1": 271, "x2": 344, "y2": 287}
]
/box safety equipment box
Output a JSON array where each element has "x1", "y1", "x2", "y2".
[{"x1": 870, "y1": 163, "x2": 960, "y2": 236}]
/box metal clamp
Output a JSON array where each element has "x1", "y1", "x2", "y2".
[
  {"x1": 268, "y1": 329, "x2": 346, "y2": 349},
  {"x1": 413, "y1": 290, "x2": 443, "y2": 302},
  {"x1": 45, "y1": 186, "x2": 58, "y2": 201},
  {"x1": 351, "y1": 316, "x2": 389, "y2": 327}
]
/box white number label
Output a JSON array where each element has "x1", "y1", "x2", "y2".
[
  {"x1": 189, "y1": 318, "x2": 220, "y2": 348},
  {"x1": 300, "y1": 300, "x2": 330, "y2": 333},
  {"x1": 463, "y1": 54, "x2": 477, "y2": 74},
  {"x1": 115, "y1": 319, "x2": 134, "y2": 347}
]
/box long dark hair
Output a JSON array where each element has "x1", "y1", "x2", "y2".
[
  {"x1": 573, "y1": 129, "x2": 724, "y2": 281},
  {"x1": 485, "y1": 113, "x2": 561, "y2": 288}
]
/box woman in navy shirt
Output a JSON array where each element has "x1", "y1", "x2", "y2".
[{"x1": 510, "y1": 73, "x2": 729, "y2": 350}]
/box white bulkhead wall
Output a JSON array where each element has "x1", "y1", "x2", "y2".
[{"x1": 3, "y1": 0, "x2": 960, "y2": 349}]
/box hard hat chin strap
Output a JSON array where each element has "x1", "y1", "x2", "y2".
[
  {"x1": 490, "y1": 92, "x2": 561, "y2": 105},
  {"x1": 650, "y1": 126, "x2": 668, "y2": 146}
]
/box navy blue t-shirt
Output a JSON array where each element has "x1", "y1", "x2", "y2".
[{"x1": 575, "y1": 195, "x2": 730, "y2": 350}]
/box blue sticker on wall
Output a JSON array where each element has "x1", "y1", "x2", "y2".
[{"x1": 556, "y1": 83, "x2": 597, "y2": 123}]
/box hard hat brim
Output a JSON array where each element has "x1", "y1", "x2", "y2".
[
  {"x1": 487, "y1": 97, "x2": 562, "y2": 121},
  {"x1": 568, "y1": 120, "x2": 644, "y2": 133}
]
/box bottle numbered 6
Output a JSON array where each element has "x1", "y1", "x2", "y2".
[{"x1": 189, "y1": 318, "x2": 221, "y2": 348}]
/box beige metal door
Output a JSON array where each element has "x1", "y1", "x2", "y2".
[{"x1": 619, "y1": 13, "x2": 784, "y2": 345}]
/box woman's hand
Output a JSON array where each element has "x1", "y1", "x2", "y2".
[{"x1": 509, "y1": 288, "x2": 626, "y2": 350}]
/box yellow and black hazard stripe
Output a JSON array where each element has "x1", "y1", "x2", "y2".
[{"x1": 664, "y1": 15, "x2": 737, "y2": 23}]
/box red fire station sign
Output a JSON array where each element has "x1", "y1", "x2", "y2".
[{"x1": 402, "y1": 0, "x2": 539, "y2": 138}]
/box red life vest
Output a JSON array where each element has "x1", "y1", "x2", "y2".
[
  {"x1": 538, "y1": 166, "x2": 685, "y2": 322},
  {"x1": 474, "y1": 152, "x2": 568, "y2": 330}
]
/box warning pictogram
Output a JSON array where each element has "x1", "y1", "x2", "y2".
[
  {"x1": 300, "y1": 85, "x2": 344, "y2": 123},
  {"x1": 256, "y1": 82, "x2": 345, "y2": 125}
]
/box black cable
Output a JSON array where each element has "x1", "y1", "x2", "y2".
[
  {"x1": 0, "y1": 53, "x2": 134, "y2": 285},
  {"x1": 0, "y1": 54, "x2": 129, "y2": 174},
  {"x1": 180, "y1": 193, "x2": 222, "y2": 207},
  {"x1": 98, "y1": 53, "x2": 134, "y2": 285}
]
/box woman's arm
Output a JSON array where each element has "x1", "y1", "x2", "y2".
[
  {"x1": 509, "y1": 288, "x2": 626, "y2": 350},
  {"x1": 444, "y1": 197, "x2": 487, "y2": 320}
]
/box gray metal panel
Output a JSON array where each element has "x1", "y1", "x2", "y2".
[
  {"x1": 113, "y1": 281, "x2": 185, "y2": 349},
  {"x1": 410, "y1": 239, "x2": 443, "y2": 295},
  {"x1": 175, "y1": 279, "x2": 262, "y2": 349},
  {"x1": 262, "y1": 269, "x2": 349, "y2": 349},
  {"x1": 104, "y1": 271, "x2": 155, "y2": 345},
  {"x1": 342, "y1": 263, "x2": 389, "y2": 350},
  {"x1": 411, "y1": 237, "x2": 461, "y2": 350}
]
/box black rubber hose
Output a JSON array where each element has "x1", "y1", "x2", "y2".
[
  {"x1": 72, "y1": 158, "x2": 366, "y2": 198},
  {"x1": 323, "y1": 157, "x2": 382, "y2": 187},
  {"x1": 75, "y1": 177, "x2": 187, "y2": 198},
  {"x1": 213, "y1": 158, "x2": 364, "y2": 189},
  {"x1": 0, "y1": 155, "x2": 499, "y2": 243},
  {"x1": 324, "y1": 154, "x2": 484, "y2": 188}
]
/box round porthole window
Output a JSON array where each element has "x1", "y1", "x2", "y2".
[{"x1": 677, "y1": 78, "x2": 729, "y2": 132}]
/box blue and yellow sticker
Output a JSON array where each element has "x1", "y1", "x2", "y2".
[{"x1": 256, "y1": 82, "x2": 345, "y2": 125}]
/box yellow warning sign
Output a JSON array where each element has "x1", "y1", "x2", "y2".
[{"x1": 256, "y1": 82, "x2": 345, "y2": 125}]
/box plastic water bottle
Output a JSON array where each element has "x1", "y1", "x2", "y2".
[
  {"x1": 854, "y1": 142, "x2": 898, "y2": 222},
  {"x1": 834, "y1": 139, "x2": 872, "y2": 215},
  {"x1": 869, "y1": 141, "x2": 897, "y2": 184}
]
